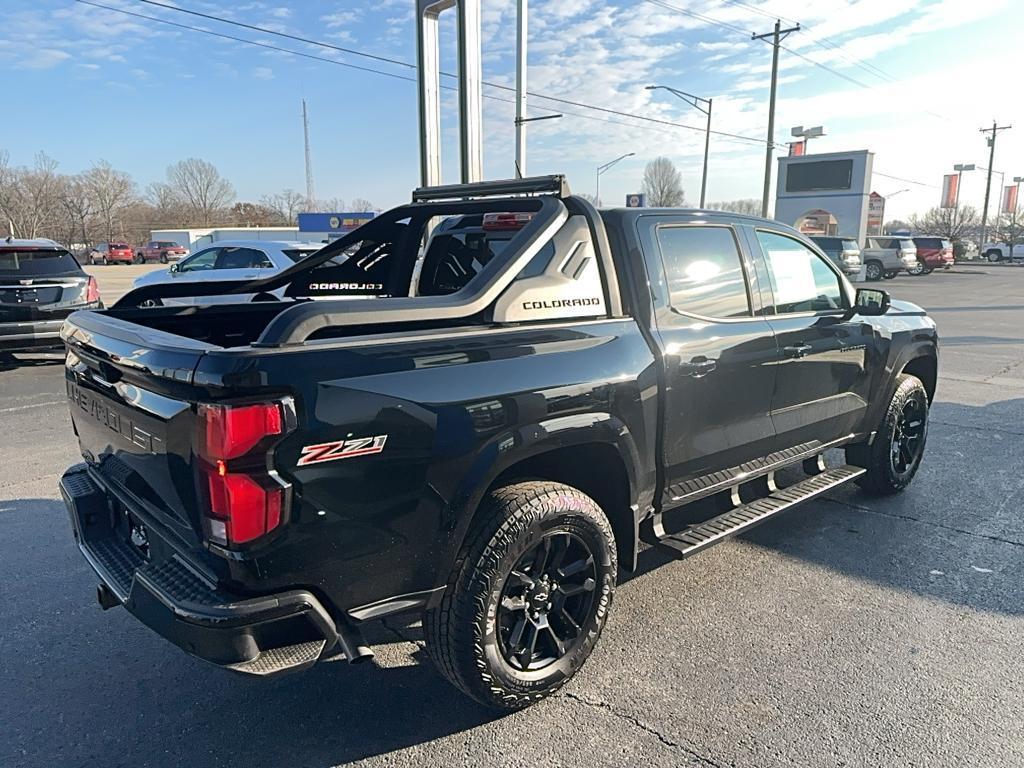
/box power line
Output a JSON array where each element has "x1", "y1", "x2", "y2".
[
  {"x1": 873, "y1": 171, "x2": 938, "y2": 189},
  {"x1": 107, "y1": 0, "x2": 770, "y2": 146},
  {"x1": 641, "y1": 0, "x2": 751, "y2": 36},
  {"x1": 77, "y1": 0, "x2": 772, "y2": 150}
]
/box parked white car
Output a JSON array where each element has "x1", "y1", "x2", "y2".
[
  {"x1": 981, "y1": 242, "x2": 1024, "y2": 263},
  {"x1": 130, "y1": 240, "x2": 324, "y2": 305}
]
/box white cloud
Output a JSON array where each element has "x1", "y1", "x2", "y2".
[
  {"x1": 252, "y1": 66, "x2": 274, "y2": 79},
  {"x1": 17, "y1": 48, "x2": 71, "y2": 70},
  {"x1": 268, "y1": 7, "x2": 292, "y2": 19}
]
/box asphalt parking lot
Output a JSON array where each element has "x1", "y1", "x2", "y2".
[{"x1": 2, "y1": 267, "x2": 1023, "y2": 767}]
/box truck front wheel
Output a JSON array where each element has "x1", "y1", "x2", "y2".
[
  {"x1": 846, "y1": 373, "x2": 929, "y2": 495},
  {"x1": 424, "y1": 481, "x2": 617, "y2": 710}
]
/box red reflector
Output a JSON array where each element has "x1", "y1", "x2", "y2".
[
  {"x1": 86, "y1": 276, "x2": 100, "y2": 303},
  {"x1": 199, "y1": 403, "x2": 282, "y2": 461},
  {"x1": 206, "y1": 470, "x2": 284, "y2": 543}
]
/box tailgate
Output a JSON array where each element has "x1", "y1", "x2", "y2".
[{"x1": 62, "y1": 310, "x2": 213, "y2": 545}]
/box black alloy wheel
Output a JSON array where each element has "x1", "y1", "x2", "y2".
[
  {"x1": 497, "y1": 531, "x2": 598, "y2": 672},
  {"x1": 890, "y1": 396, "x2": 926, "y2": 476}
]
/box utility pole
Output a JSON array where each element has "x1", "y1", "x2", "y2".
[
  {"x1": 753, "y1": 20, "x2": 800, "y2": 218},
  {"x1": 302, "y1": 98, "x2": 315, "y2": 212},
  {"x1": 1011, "y1": 176, "x2": 1022, "y2": 258},
  {"x1": 978, "y1": 121, "x2": 1011, "y2": 252}
]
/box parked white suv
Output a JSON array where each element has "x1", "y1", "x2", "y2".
[
  {"x1": 130, "y1": 240, "x2": 324, "y2": 305},
  {"x1": 861, "y1": 236, "x2": 918, "y2": 281},
  {"x1": 981, "y1": 242, "x2": 1024, "y2": 263}
]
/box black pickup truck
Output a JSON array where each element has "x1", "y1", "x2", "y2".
[{"x1": 59, "y1": 176, "x2": 937, "y2": 709}]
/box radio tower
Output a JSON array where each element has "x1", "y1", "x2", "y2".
[{"x1": 302, "y1": 99, "x2": 316, "y2": 212}]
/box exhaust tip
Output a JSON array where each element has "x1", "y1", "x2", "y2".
[{"x1": 335, "y1": 621, "x2": 374, "y2": 664}]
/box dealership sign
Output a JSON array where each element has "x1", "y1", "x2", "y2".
[
  {"x1": 626, "y1": 193, "x2": 646, "y2": 208},
  {"x1": 866, "y1": 192, "x2": 885, "y2": 236}
]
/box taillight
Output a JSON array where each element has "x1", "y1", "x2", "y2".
[
  {"x1": 85, "y1": 276, "x2": 100, "y2": 303},
  {"x1": 196, "y1": 401, "x2": 292, "y2": 546},
  {"x1": 482, "y1": 212, "x2": 534, "y2": 230}
]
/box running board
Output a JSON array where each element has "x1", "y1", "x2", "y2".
[{"x1": 652, "y1": 465, "x2": 865, "y2": 560}]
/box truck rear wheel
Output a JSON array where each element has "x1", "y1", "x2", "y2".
[
  {"x1": 846, "y1": 373, "x2": 928, "y2": 495},
  {"x1": 424, "y1": 481, "x2": 616, "y2": 710},
  {"x1": 865, "y1": 260, "x2": 883, "y2": 281}
]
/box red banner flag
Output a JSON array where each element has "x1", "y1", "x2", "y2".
[
  {"x1": 788, "y1": 141, "x2": 805, "y2": 157},
  {"x1": 1003, "y1": 184, "x2": 1018, "y2": 214},
  {"x1": 941, "y1": 174, "x2": 958, "y2": 209}
]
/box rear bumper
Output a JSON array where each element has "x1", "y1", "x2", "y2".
[
  {"x1": 60, "y1": 464, "x2": 366, "y2": 676},
  {"x1": 0, "y1": 319, "x2": 64, "y2": 351}
]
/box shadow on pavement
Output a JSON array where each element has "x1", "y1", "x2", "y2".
[{"x1": 0, "y1": 351, "x2": 64, "y2": 372}]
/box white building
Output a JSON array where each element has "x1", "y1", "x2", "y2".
[{"x1": 150, "y1": 227, "x2": 301, "y2": 252}]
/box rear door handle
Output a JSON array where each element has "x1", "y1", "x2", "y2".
[
  {"x1": 680, "y1": 356, "x2": 717, "y2": 377},
  {"x1": 783, "y1": 343, "x2": 813, "y2": 359}
]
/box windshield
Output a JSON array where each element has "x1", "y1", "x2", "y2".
[{"x1": 0, "y1": 249, "x2": 81, "y2": 276}]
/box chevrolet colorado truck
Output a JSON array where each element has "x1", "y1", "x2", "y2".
[{"x1": 58, "y1": 176, "x2": 938, "y2": 709}]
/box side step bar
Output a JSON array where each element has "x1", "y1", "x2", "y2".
[{"x1": 651, "y1": 464, "x2": 865, "y2": 560}]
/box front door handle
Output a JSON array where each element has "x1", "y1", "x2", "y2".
[
  {"x1": 680, "y1": 356, "x2": 717, "y2": 377},
  {"x1": 783, "y1": 343, "x2": 813, "y2": 359}
]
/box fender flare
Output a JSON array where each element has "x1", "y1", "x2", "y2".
[{"x1": 432, "y1": 412, "x2": 643, "y2": 590}]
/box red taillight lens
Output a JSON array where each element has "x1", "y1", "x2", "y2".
[
  {"x1": 482, "y1": 212, "x2": 534, "y2": 230},
  {"x1": 198, "y1": 402, "x2": 282, "y2": 461},
  {"x1": 85, "y1": 276, "x2": 100, "y2": 303},
  {"x1": 196, "y1": 401, "x2": 291, "y2": 546},
  {"x1": 206, "y1": 466, "x2": 284, "y2": 544}
]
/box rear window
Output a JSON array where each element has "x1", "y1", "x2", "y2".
[
  {"x1": 841, "y1": 239, "x2": 860, "y2": 251},
  {"x1": 898, "y1": 239, "x2": 915, "y2": 250},
  {"x1": 812, "y1": 237, "x2": 840, "y2": 248},
  {"x1": 0, "y1": 249, "x2": 81, "y2": 276},
  {"x1": 110, "y1": 243, "x2": 130, "y2": 249},
  {"x1": 915, "y1": 237, "x2": 942, "y2": 248},
  {"x1": 282, "y1": 248, "x2": 324, "y2": 263},
  {"x1": 156, "y1": 241, "x2": 179, "y2": 248}
]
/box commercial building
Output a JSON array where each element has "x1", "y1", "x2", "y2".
[
  {"x1": 150, "y1": 227, "x2": 301, "y2": 251},
  {"x1": 774, "y1": 150, "x2": 875, "y2": 244}
]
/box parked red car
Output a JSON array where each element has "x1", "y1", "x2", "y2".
[
  {"x1": 135, "y1": 240, "x2": 189, "y2": 264},
  {"x1": 910, "y1": 237, "x2": 954, "y2": 275},
  {"x1": 86, "y1": 242, "x2": 135, "y2": 265}
]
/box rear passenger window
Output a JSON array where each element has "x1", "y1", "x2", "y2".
[{"x1": 655, "y1": 226, "x2": 750, "y2": 318}]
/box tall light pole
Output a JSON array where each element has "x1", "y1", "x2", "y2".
[
  {"x1": 646, "y1": 85, "x2": 712, "y2": 207},
  {"x1": 753, "y1": 19, "x2": 800, "y2": 218},
  {"x1": 790, "y1": 125, "x2": 825, "y2": 155},
  {"x1": 952, "y1": 163, "x2": 975, "y2": 234},
  {"x1": 595, "y1": 152, "x2": 635, "y2": 208},
  {"x1": 1011, "y1": 175, "x2": 1023, "y2": 257}
]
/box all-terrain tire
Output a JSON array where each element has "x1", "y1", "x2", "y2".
[
  {"x1": 424, "y1": 481, "x2": 617, "y2": 710},
  {"x1": 846, "y1": 373, "x2": 929, "y2": 495}
]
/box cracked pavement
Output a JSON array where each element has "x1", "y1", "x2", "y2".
[{"x1": 2, "y1": 266, "x2": 1022, "y2": 767}]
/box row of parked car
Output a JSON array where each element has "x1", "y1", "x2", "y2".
[
  {"x1": 809, "y1": 235, "x2": 954, "y2": 281},
  {"x1": 84, "y1": 241, "x2": 189, "y2": 265}
]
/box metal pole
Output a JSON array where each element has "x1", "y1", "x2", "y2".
[
  {"x1": 979, "y1": 121, "x2": 1011, "y2": 252},
  {"x1": 595, "y1": 167, "x2": 601, "y2": 207},
  {"x1": 514, "y1": 0, "x2": 527, "y2": 178},
  {"x1": 457, "y1": 0, "x2": 483, "y2": 183},
  {"x1": 753, "y1": 21, "x2": 799, "y2": 219},
  {"x1": 302, "y1": 99, "x2": 315, "y2": 211},
  {"x1": 700, "y1": 98, "x2": 711, "y2": 208}
]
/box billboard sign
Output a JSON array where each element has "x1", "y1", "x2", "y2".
[
  {"x1": 867, "y1": 192, "x2": 885, "y2": 236},
  {"x1": 297, "y1": 212, "x2": 375, "y2": 234},
  {"x1": 626, "y1": 193, "x2": 646, "y2": 208},
  {"x1": 941, "y1": 174, "x2": 958, "y2": 209},
  {"x1": 1003, "y1": 184, "x2": 1019, "y2": 214}
]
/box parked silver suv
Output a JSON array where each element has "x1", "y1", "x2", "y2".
[{"x1": 861, "y1": 236, "x2": 918, "y2": 281}]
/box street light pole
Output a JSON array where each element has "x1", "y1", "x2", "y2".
[
  {"x1": 646, "y1": 85, "x2": 712, "y2": 207},
  {"x1": 952, "y1": 163, "x2": 975, "y2": 237},
  {"x1": 595, "y1": 152, "x2": 635, "y2": 207},
  {"x1": 1012, "y1": 175, "x2": 1023, "y2": 258}
]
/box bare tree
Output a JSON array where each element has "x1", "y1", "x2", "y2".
[
  {"x1": 260, "y1": 189, "x2": 306, "y2": 224},
  {"x1": 576, "y1": 192, "x2": 600, "y2": 207},
  {"x1": 641, "y1": 157, "x2": 685, "y2": 207},
  {"x1": 883, "y1": 219, "x2": 912, "y2": 235},
  {"x1": 83, "y1": 160, "x2": 137, "y2": 241},
  {"x1": 0, "y1": 152, "x2": 64, "y2": 239},
  {"x1": 349, "y1": 197, "x2": 376, "y2": 212},
  {"x1": 315, "y1": 197, "x2": 346, "y2": 213},
  {"x1": 908, "y1": 206, "x2": 979, "y2": 243},
  {"x1": 166, "y1": 158, "x2": 235, "y2": 226},
  {"x1": 231, "y1": 201, "x2": 287, "y2": 227},
  {"x1": 708, "y1": 198, "x2": 760, "y2": 216},
  {"x1": 58, "y1": 174, "x2": 94, "y2": 247}
]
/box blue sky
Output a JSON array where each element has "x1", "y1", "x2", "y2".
[{"x1": 3, "y1": 0, "x2": 1022, "y2": 220}]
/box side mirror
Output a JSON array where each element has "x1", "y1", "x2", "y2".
[
  {"x1": 853, "y1": 288, "x2": 890, "y2": 316},
  {"x1": 168, "y1": 263, "x2": 179, "y2": 273}
]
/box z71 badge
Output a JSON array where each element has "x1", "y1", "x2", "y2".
[{"x1": 297, "y1": 435, "x2": 388, "y2": 466}]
